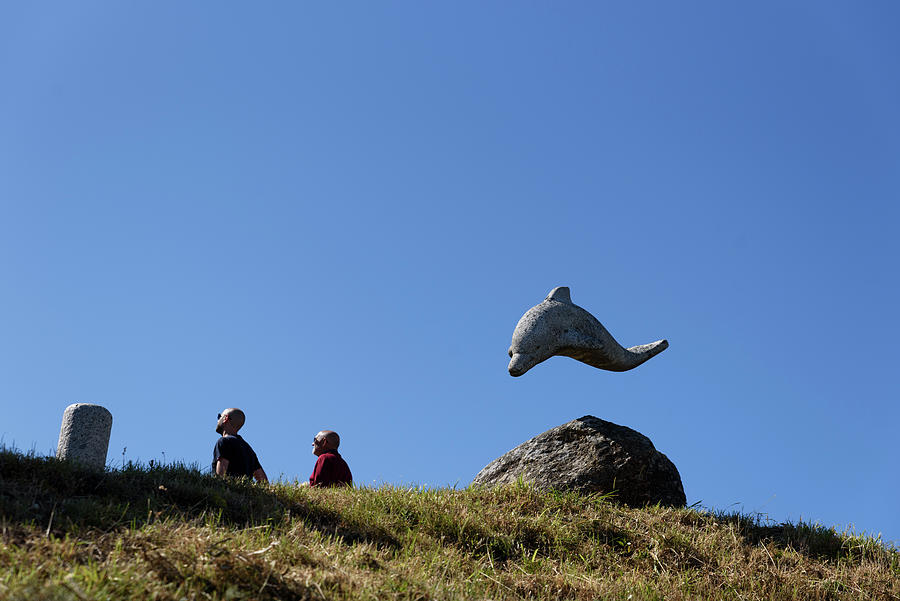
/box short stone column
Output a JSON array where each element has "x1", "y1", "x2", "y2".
[{"x1": 56, "y1": 403, "x2": 113, "y2": 470}]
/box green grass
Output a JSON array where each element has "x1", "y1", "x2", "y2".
[{"x1": 1, "y1": 449, "x2": 897, "y2": 600}]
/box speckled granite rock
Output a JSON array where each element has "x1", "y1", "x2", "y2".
[
  {"x1": 56, "y1": 403, "x2": 113, "y2": 470},
  {"x1": 507, "y1": 286, "x2": 668, "y2": 376},
  {"x1": 473, "y1": 415, "x2": 685, "y2": 507}
]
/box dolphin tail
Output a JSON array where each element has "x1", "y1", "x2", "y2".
[{"x1": 618, "y1": 339, "x2": 668, "y2": 371}]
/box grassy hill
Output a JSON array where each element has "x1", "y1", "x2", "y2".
[{"x1": 0, "y1": 449, "x2": 897, "y2": 600}]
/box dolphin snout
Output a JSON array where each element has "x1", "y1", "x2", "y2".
[{"x1": 508, "y1": 353, "x2": 534, "y2": 377}]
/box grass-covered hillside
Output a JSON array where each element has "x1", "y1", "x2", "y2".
[{"x1": 0, "y1": 449, "x2": 897, "y2": 600}]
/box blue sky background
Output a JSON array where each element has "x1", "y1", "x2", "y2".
[{"x1": 2, "y1": 3, "x2": 898, "y2": 546}]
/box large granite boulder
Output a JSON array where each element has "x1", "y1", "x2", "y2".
[{"x1": 472, "y1": 415, "x2": 686, "y2": 507}]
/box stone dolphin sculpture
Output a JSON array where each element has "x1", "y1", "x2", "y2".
[{"x1": 507, "y1": 286, "x2": 668, "y2": 377}]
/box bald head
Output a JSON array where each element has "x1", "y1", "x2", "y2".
[
  {"x1": 216, "y1": 408, "x2": 246, "y2": 435},
  {"x1": 317, "y1": 430, "x2": 339, "y2": 449},
  {"x1": 312, "y1": 430, "x2": 340, "y2": 455}
]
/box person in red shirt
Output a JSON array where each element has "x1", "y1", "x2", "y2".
[{"x1": 308, "y1": 430, "x2": 352, "y2": 487}]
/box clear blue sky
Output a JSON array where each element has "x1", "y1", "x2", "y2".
[{"x1": 2, "y1": 3, "x2": 898, "y2": 546}]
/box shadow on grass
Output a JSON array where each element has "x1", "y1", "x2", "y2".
[
  {"x1": 712, "y1": 512, "x2": 896, "y2": 563},
  {"x1": 0, "y1": 449, "x2": 399, "y2": 550},
  {"x1": 139, "y1": 541, "x2": 327, "y2": 601}
]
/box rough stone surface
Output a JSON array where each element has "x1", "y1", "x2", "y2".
[
  {"x1": 507, "y1": 286, "x2": 668, "y2": 376},
  {"x1": 472, "y1": 415, "x2": 686, "y2": 507},
  {"x1": 56, "y1": 403, "x2": 113, "y2": 470}
]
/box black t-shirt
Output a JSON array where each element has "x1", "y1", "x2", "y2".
[{"x1": 212, "y1": 434, "x2": 262, "y2": 477}]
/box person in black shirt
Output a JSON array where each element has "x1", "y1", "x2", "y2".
[{"x1": 212, "y1": 408, "x2": 268, "y2": 482}]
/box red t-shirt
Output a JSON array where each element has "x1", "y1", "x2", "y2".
[{"x1": 309, "y1": 450, "x2": 352, "y2": 487}]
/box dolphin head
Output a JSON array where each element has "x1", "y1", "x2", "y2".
[
  {"x1": 507, "y1": 287, "x2": 574, "y2": 377},
  {"x1": 507, "y1": 319, "x2": 562, "y2": 377},
  {"x1": 507, "y1": 349, "x2": 538, "y2": 377}
]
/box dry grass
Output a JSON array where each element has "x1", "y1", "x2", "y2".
[{"x1": 0, "y1": 449, "x2": 897, "y2": 600}]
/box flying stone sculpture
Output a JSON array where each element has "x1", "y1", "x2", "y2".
[{"x1": 507, "y1": 286, "x2": 668, "y2": 377}]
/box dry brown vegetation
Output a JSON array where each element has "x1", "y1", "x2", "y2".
[{"x1": 0, "y1": 449, "x2": 897, "y2": 600}]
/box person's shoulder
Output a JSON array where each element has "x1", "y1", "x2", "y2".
[
  {"x1": 216, "y1": 435, "x2": 240, "y2": 449},
  {"x1": 325, "y1": 451, "x2": 349, "y2": 465},
  {"x1": 314, "y1": 452, "x2": 337, "y2": 467}
]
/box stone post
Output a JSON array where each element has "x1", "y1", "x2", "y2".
[{"x1": 56, "y1": 403, "x2": 113, "y2": 470}]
